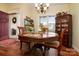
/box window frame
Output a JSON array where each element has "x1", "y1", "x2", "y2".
[{"x1": 39, "y1": 15, "x2": 56, "y2": 32}]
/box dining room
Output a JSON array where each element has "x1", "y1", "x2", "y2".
[{"x1": 0, "y1": 3, "x2": 79, "y2": 56}]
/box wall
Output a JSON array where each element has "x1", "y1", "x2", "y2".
[
  {"x1": 7, "y1": 3, "x2": 33, "y2": 26},
  {"x1": 69, "y1": 4, "x2": 79, "y2": 52},
  {"x1": 0, "y1": 3, "x2": 8, "y2": 12}
]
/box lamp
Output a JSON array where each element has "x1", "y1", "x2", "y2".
[{"x1": 35, "y1": 3, "x2": 49, "y2": 13}]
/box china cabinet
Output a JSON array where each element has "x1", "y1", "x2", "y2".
[{"x1": 55, "y1": 12, "x2": 72, "y2": 48}]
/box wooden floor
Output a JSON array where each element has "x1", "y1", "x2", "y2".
[{"x1": 0, "y1": 39, "x2": 79, "y2": 56}]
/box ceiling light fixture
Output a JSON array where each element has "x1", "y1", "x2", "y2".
[{"x1": 35, "y1": 3, "x2": 49, "y2": 14}]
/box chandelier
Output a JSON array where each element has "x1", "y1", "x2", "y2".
[{"x1": 35, "y1": 3, "x2": 49, "y2": 14}]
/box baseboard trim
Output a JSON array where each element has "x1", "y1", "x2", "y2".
[{"x1": 73, "y1": 45, "x2": 79, "y2": 53}]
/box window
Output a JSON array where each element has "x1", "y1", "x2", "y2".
[{"x1": 39, "y1": 16, "x2": 56, "y2": 32}]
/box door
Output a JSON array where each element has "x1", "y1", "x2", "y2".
[{"x1": 0, "y1": 11, "x2": 9, "y2": 40}]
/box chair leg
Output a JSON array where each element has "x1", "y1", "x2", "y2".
[
  {"x1": 58, "y1": 49, "x2": 60, "y2": 56},
  {"x1": 43, "y1": 46, "x2": 46, "y2": 56},
  {"x1": 57, "y1": 46, "x2": 61, "y2": 56},
  {"x1": 20, "y1": 41, "x2": 22, "y2": 50}
]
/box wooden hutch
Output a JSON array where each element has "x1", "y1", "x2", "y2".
[{"x1": 55, "y1": 12, "x2": 72, "y2": 48}]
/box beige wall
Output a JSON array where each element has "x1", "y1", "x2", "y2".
[
  {"x1": 69, "y1": 4, "x2": 79, "y2": 52},
  {"x1": 0, "y1": 3, "x2": 8, "y2": 12},
  {"x1": 7, "y1": 3, "x2": 33, "y2": 17}
]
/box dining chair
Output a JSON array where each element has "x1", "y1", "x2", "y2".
[
  {"x1": 44, "y1": 37, "x2": 60, "y2": 55},
  {"x1": 59, "y1": 28, "x2": 78, "y2": 56},
  {"x1": 43, "y1": 28, "x2": 67, "y2": 56},
  {"x1": 31, "y1": 28, "x2": 68, "y2": 56}
]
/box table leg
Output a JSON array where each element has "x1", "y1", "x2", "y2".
[
  {"x1": 43, "y1": 46, "x2": 47, "y2": 56},
  {"x1": 43, "y1": 46, "x2": 50, "y2": 56},
  {"x1": 27, "y1": 42, "x2": 31, "y2": 51},
  {"x1": 20, "y1": 41, "x2": 22, "y2": 50}
]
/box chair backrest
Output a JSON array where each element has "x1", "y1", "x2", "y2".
[
  {"x1": 17, "y1": 26, "x2": 26, "y2": 35},
  {"x1": 60, "y1": 28, "x2": 67, "y2": 47}
]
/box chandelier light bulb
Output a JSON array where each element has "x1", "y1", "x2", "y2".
[
  {"x1": 40, "y1": 3, "x2": 43, "y2": 5},
  {"x1": 37, "y1": 7, "x2": 40, "y2": 10},
  {"x1": 46, "y1": 3, "x2": 49, "y2": 7},
  {"x1": 35, "y1": 3, "x2": 38, "y2": 7},
  {"x1": 44, "y1": 7, "x2": 47, "y2": 10}
]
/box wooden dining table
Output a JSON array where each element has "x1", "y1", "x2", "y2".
[{"x1": 18, "y1": 32, "x2": 59, "y2": 55}]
